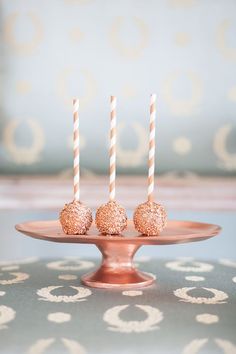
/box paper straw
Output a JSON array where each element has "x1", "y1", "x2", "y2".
[
  {"x1": 73, "y1": 98, "x2": 80, "y2": 201},
  {"x1": 109, "y1": 96, "x2": 116, "y2": 201},
  {"x1": 148, "y1": 94, "x2": 156, "y2": 202}
]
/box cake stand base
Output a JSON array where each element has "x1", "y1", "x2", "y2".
[{"x1": 81, "y1": 242, "x2": 154, "y2": 288}]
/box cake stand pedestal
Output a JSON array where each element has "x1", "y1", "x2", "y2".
[
  {"x1": 81, "y1": 241, "x2": 153, "y2": 288},
  {"x1": 15, "y1": 220, "x2": 221, "y2": 289}
]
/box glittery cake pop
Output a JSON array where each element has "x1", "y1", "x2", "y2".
[
  {"x1": 133, "y1": 94, "x2": 167, "y2": 236},
  {"x1": 96, "y1": 200, "x2": 127, "y2": 235},
  {"x1": 96, "y1": 96, "x2": 127, "y2": 235},
  {"x1": 59, "y1": 99, "x2": 92, "y2": 235},
  {"x1": 60, "y1": 200, "x2": 92, "y2": 235},
  {"x1": 133, "y1": 201, "x2": 167, "y2": 236}
]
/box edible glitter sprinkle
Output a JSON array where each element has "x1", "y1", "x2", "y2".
[
  {"x1": 95, "y1": 201, "x2": 127, "y2": 235},
  {"x1": 60, "y1": 201, "x2": 92, "y2": 235},
  {"x1": 133, "y1": 201, "x2": 167, "y2": 236}
]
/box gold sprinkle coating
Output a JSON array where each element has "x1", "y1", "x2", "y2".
[
  {"x1": 95, "y1": 201, "x2": 127, "y2": 235},
  {"x1": 133, "y1": 201, "x2": 167, "y2": 236},
  {"x1": 60, "y1": 200, "x2": 92, "y2": 235}
]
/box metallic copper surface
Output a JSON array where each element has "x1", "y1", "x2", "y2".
[
  {"x1": 15, "y1": 219, "x2": 221, "y2": 289},
  {"x1": 82, "y1": 242, "x2": 154, "y2": 289}
]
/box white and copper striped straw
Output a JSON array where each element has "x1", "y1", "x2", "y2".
[
  {"x1": 73, "y1": 98, "x2": 80, "y2": 201},
  {"x1": 148, "y1": 94, "x2": 156, "y2": 202},
  {"x1": 109, "y1": 96, "x2": 117, "y2": 201}
]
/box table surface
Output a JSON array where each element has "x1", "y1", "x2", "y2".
[{"x1": 0, "y1": 257, "x2": 236, "y2": 354}]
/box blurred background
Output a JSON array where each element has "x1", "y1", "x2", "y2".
[{"x1": 0, "y1": 0, "x2": 235, "y2": 262}]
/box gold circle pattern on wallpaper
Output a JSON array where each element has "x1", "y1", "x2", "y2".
[
  {"x1": 16, "y1": 80, "x2": 32, "y2": 95},
  {"x1": 228, "y1": 86, "x2": 236, "y2": 102},
  {"x1": 213, "y1": 124, "x2": 236, "y2": 171},
  {"x1": 69, "y1": 28, "x2": 84, "y2": 42},
  {"x1": 57, "y1": 167, "x2": 96, "y2": 179},
  {"x1": 173, "y1": 136, "x2": 192, "y2": 155},
  {"x1": 4, "y1": 12, "x2": 43, "y2": 55},
  {"x1": 163, "y1": 70, "x2": 203, "y2": 116},
  {"x1": 58, "y1": 68, "x2": 97, "y2": 109},
  {"x1": 3, "y1": 119, "x2": 45, "y2": 165},
  {"x1": 116, "y1": 121, "x2": 147, "y2": 167},
  {"x1": 217, "y1": 19, "x2": 236, "y2": 62},
  {"x1": 110, "y1": 17, "x2": 149, "y2": 59},
  {"x1": 174, "y1": 32, "x2": 191, "y2": 47}
]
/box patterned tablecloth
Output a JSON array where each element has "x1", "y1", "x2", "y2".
[{"x1": 0, "y1": 257, "x2": 236, "y2": 354}]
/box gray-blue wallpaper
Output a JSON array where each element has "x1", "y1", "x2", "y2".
[{"x1": 0, "y1": 0, "x2": 236, "y2": 176}]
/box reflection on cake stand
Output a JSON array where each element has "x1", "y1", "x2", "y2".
[{"x1": 15, "y1": 220, "x2": 220, "y2": 289}]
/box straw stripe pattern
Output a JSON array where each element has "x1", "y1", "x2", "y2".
[
  {"x1": 109, "y1": 96, "x2": 116, "y2": 201},
  {"x1": 148, "y1": 94, "x2": 156, "y2": 201},
  {"x1": 73, "y1": 98, "x2": 80, "y2": 201}
]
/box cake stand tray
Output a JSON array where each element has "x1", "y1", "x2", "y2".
[{"x1": 15, "y1": 220, "x2": 221, "y2": 289}]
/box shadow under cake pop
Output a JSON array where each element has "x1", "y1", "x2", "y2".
[
  {"x1": 133, "y1": 94, "x2": 167, "y2": 236},
  {"x1": 59, "y1": 98, "x2": 92, "y2": 235}
]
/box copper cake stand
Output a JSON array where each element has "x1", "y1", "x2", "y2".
[{"x1": 15, "y1": 220, "x2": 221, "y2": 289}]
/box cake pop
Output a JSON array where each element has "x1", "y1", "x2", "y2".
[
  {"x1": 133, "y1": 94, "x2": 167, "y2": 236},
  {"x1": 60, "y1": 99, "x2": 92, "y2": 235},
  {"x1": 96, "y1": 96, "x2": 127, "y2": 235}
]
